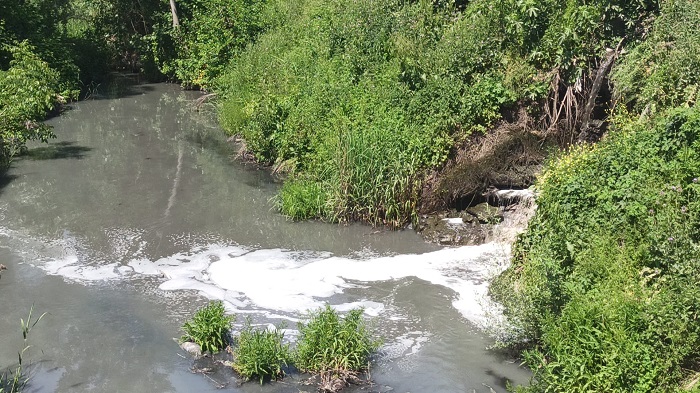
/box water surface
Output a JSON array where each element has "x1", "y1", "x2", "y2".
[{"x1": 0, "y1": 83, "x2": 529, "y2": 392}]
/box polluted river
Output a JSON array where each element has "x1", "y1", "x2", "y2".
[{"x1": 0, "y1": 84, "x2": 530, "y2": 392}]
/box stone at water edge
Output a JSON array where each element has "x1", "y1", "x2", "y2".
[
  {"x1": 177, "y1": 339, "x2": 203, "y2": 357},
  {"x1": 466, "y1": 203, "x2": 504, "y2": 224}
]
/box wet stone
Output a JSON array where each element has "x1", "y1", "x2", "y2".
[
  {"x1": 467, "y1": 203, "x2": 504, "y2": 224},
  {"x1": 417, "y1": 209, "x2": 492, "y2": 246}
]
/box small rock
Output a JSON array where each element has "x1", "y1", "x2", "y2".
[
  {"x1": 179, "y1": 340, "x2": 202, "y2": 357},
  {"x1": 438, "y1": 235, "x2": 454, "y2": 245},
  {"x1": 467, "y1": 203, "x2": 503, "y2": 224},
  {"x1": 0, "y1": 264, "x2": 6, "y2": 270},
  {"x1": 220, "y1": 360, "x2": 234, "y2": 368}
]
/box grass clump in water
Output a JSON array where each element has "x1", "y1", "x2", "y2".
[
  {"x1": 1, "y1": 306, "x2": 45, "y2": 393},
  {"x1": 181, "y1": 301, "x2": 234, "y2": 353},
  {"x1": 295, "y1": 306, "x2": 379, "y2": 390},
  {"x1": 232, "y1": 320, "x2": 291, "y2": 384}
]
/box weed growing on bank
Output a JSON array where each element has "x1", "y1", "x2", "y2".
[
  {"x1": 232, "y1": 320, "x2": 291, "y2": 384},
  {"x1": 181, "y1": 301, "x2": 234, "y2": 353}
]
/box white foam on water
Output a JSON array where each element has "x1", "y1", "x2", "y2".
[
  {"x1": 134, "y1": 242, "x2": 512, "y2": 327},
  {"x1": 3, "y1": 225, "x2": 512, "y2": 330},
  {"x1": 379, "y1": 331, "x2": 432, "y2": 372}
]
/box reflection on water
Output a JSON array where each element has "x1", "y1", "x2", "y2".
[{"x1": 0, "y1": 84, "x2": 529, "y2": 392}]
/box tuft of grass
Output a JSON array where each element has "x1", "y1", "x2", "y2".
[
  {"x1": 277, "y1": 178, "x2": 332, "y2": 221},
  {"x1": 295, "y1": 305, "x2": 379, "y2": 375},
  {"x1": 232, "y1": 320, "x2": 291, "y2": 384},
  {"x1": 1, "y1": 306, "x2": 46, "y2": 393},
  {"x1": 181, "y1": 301, "x2": 234, "y2": 353}
]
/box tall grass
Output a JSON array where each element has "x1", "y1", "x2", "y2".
[
  {"x1": 181, "y1": 301, "x2": 234, "y2": 353},
  {"x1": 1, "y1": 306, "x2": 46, "y2": 393},
  {"x1": 232, "y1": 321, "x2": 291, "y2": 384},
  {"x1": 295, "y1": 305, "x2": 379, "y2": 374}
]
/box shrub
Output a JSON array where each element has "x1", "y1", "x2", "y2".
[
  {"x1": 181, "y1": 301, "x2": 234, "y2": 353},
  {"x1": 149, "y1": 0, "x2": 269, "y2": 89},
  {"x1": 295, "y1": 305, "x2": 379, "y2": 374},
  {"x1": 0, "y1": 41, "x2": 59, "y2": 170},
  {"x1": 492, "y1": 107, "x2": 700, "y2": 392},
  {"x1": 232, "y1": 321, "x2": 291, "y2": 384},
  {"x1": 612, "y1": 0, "x2": 700, "y2": 115}
]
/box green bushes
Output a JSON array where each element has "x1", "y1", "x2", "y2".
[
  {"x1": 295, "y1": 305, "x2": 379, "y2": 374},
  {"x1": 0, "y1": 42, "x2": 60, "y2": 170},
  {"x1": 232, "y1": 321, "x2": 291, "y2": 383},
  {"x1": 491, "y1": 107, "x2": 700, "y2": 392},
  {"x1": 181, "y1": 302, "x2": 378, "y2": 388},
  {"x1": 150, "y1": 0, "x2": 269, "y2": 89},
  {"x1": 613, "y1": 0, "x2": 700, "y2": 115},
  {"x1": 213, "y1": 0, "x2": 659, "y2": 226},
  {"x1": 217, "y1": 0, "x2": 524, "y2": 226},
  {"x1": 181, "y1": 300, "x2": 234, "y2": 353}
]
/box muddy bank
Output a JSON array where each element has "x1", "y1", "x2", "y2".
[
  {"x1": 417, "y1": 188, "x2": 537, "y2": 246},
  {"x1": 414, "y1": 110, "x2": 553, "y2": 246}
]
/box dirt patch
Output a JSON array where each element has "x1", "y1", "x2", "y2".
[
  {"x1": 420, "y1": 110, "x2": 551, "y2": 214},
  {"x1": 417, "y1": 109, "x2": 548, "y2": 246}
]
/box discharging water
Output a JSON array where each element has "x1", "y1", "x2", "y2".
[{"x1": 0, "y1": 83, "x2": 529, "y2": 392}]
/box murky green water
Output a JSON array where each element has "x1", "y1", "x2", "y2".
[{"x1": 0, "y1": 83, "x2": 529, "y2": 392}]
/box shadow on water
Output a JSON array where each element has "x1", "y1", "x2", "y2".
[
  {"x1": 81, "y1": 77, "x2": 157, "y2": 101},
  {"x1": 22, "y1": 141, "x2": 92, "y2": 160},
  {"x1": 0, "y1": 173, "x2": 17, "y2": 196}
]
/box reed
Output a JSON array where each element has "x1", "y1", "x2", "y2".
[{"x1": 1, "y1": 306, "x2": 45, "y2": 393}]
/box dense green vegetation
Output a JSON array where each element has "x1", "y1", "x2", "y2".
[
  {"x1": 491, "y1": 1, "x2": 700, "y2": 391},
  {"x1": 181, "y1": 300, "x2": 234, "y2": 353},
  {"x1": 494, "y1": 108, "x2": 700, "y2": 392},
  {"x1": 1, "y1": 0, "x2": 75, "y2": 170},
  {"x1": 232, "y1": 320, "x2": 291, "y2": 384},
  {"x1": 216, "y1": 0, "x2": 657, "y2": 226},
  {"x1": 612, "y1": 0, "x2": 700, "y2": 115}
]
